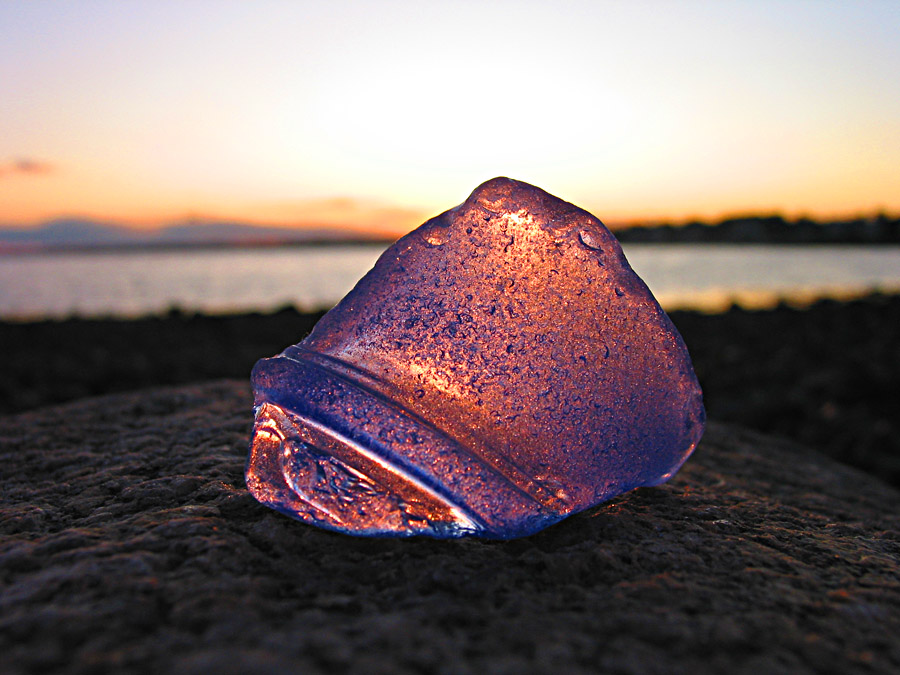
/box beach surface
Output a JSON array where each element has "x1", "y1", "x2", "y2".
[
  {"x1": 1, "y1": 380, "x2": 898, "y2": 673},
  {"x1": 2, "y1": 293, "x2": 897, "y2": 487},
  {"x1": 2, "y1": 295, "x2": 900, "y2": 673}
]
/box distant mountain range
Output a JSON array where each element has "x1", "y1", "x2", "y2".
[
  {"x1": 2, "y1": 212, "x2": 899, "y2": 253},
  {"x1": 0, "y1": 218, "x2": 395, "y2": 253}
]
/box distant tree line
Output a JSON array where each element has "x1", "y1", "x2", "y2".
[{"x1": 613, "y1": 213, "x2": 900, "y2": 244}]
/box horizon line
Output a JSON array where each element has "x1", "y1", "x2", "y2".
[{"x1": 2, "y1": 206, "x2": 899, "y2": 234}]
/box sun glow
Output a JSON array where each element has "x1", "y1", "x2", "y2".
[{"x1": 1, "y1": 1, "x2": 898, "y2": 231}]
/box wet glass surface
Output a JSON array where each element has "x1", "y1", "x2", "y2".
[{"x1": 247, "y1": 178, "x2": 705, "y2": 538}]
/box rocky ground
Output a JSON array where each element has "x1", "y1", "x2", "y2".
[
  {"x1": 2, "y1": 294, "x2": 898, "y2": 486},
  {"x1": 1, "y1": 380, "x2": 899, "y2": 674}
]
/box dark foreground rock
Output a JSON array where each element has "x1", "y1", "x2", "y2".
[{"x1": 1, "y1": 381, "x2": 898, "y2": 674}]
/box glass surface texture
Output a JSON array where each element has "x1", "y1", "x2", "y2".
[{"x1": 247, "y1": 178, "x2": 705, "y2": 538}]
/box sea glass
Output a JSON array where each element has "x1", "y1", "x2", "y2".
[{"x1": 247, "y1": 178, "x2": 705, "y2": 539}]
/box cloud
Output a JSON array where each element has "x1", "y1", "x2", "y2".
[{"x1": 0, "y1": 158, "x2": 56, "y2": 177}]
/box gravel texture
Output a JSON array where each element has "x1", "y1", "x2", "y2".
[{"x1": 2, "y1": 380, "x2": 899, "y2": 674}]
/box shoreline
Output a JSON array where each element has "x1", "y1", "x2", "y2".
[{"x1": 2, "y1": 293, "x2": 898, "y2": 488}]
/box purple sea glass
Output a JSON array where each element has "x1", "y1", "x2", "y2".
[{"x1": 247, "y1": 178, "x2": 705, "y2": 539}]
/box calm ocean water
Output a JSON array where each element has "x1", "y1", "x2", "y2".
[{"x1": 2, "y1": 244, "x2": 899, "y2": 320}]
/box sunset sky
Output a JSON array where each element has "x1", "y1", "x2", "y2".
[{"x1": 2, "y1": 0, "x2": 899, "y2": 235}]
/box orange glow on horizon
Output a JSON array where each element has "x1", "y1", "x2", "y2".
[
  {"x1": 2, "y1": 2, "x2": 898, "y2": 234},
  {"x1": 1, "y1": 163, "x2": 894, "y2": 236}
]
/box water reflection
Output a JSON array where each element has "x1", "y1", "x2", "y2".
[{"x1": 1, "y1": 243, "x2": 899, "y2": 319}]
